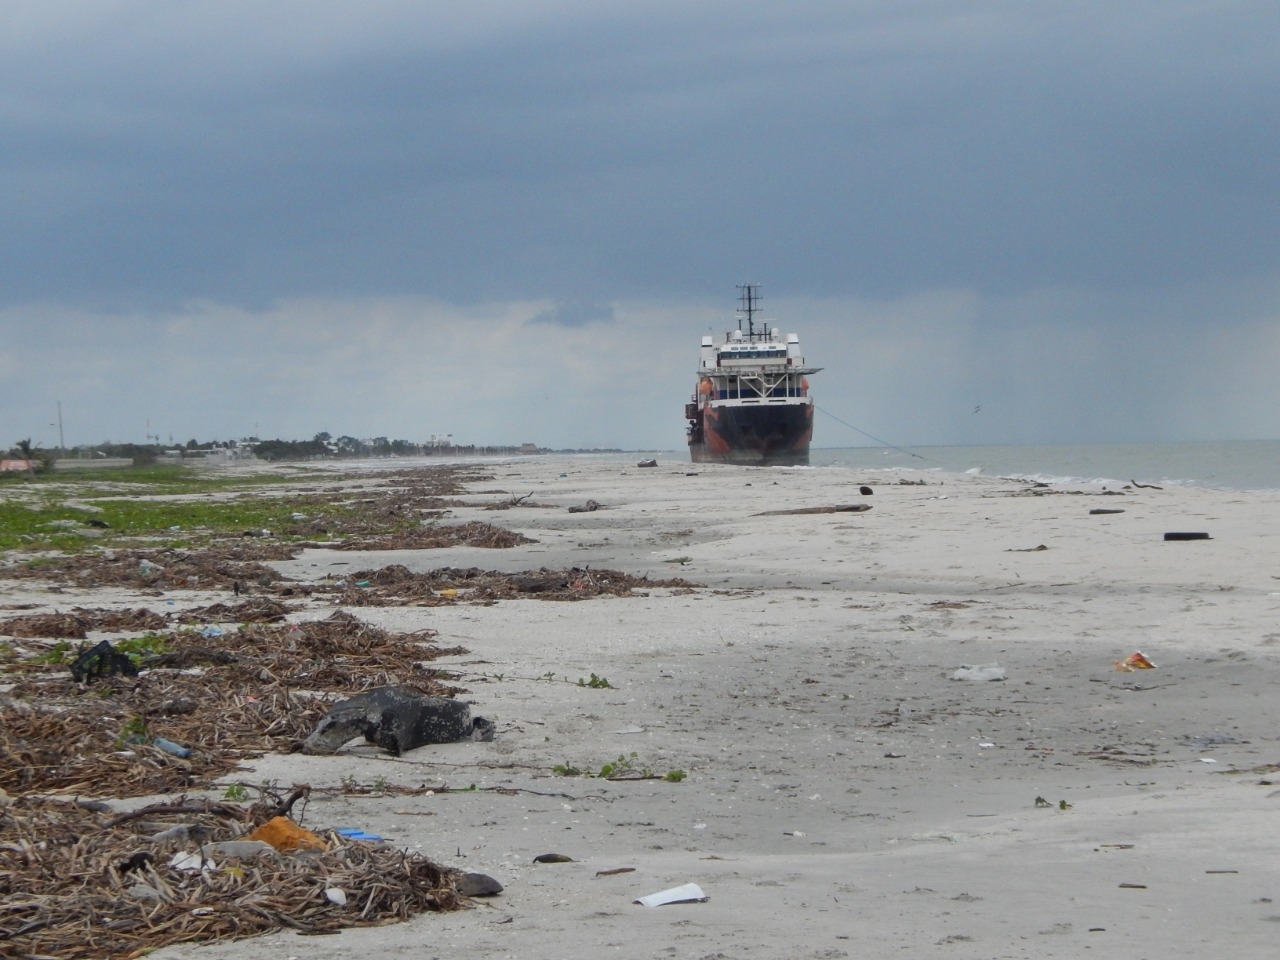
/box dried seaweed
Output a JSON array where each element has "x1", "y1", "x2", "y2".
[
  {"x1": 319, "y1": 520, "x2": 537, "y2": 552},
  {"x1": 1, "y1": 610, "x2": 467, "y2": 798},
  {"x1": 0, "y1": 794, "x2": 464, "y2": 959},
  {"x1": 0, "y1": 548, "x2": 285, "y2": 592},
  {"x1": 321, "y1": 565, "x2": 698, "y2": 607}
]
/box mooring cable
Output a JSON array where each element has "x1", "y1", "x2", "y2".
[{"x1": 814, "y1": 405, "x2": 942, "y2": 464}]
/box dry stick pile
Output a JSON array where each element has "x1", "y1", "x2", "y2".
[
  {"x1": 322, "y1": 564, "x2": 698, "y2": 607},
  {"x1": 0, "y1": 794, "x2": 464, "y2": 960},
  {"x1": 1, "y1": 610, "x2": 466, "y2": 797},
  {"x1": 309, "y1": 519, "x2": 539, "y2": 552},
  {"x1": 0, "y1": 463, "x2": 703, "y2": 955}
]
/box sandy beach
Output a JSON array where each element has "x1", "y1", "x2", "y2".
[{"x1": 6, "y1": 456, "x2": 1280, "y2": 958}]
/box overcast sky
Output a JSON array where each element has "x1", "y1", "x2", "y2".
[{"x1": 4, "y1": 1, "x2": 1279, "y2": 451}]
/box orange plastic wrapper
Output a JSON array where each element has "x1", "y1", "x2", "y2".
[
  {"x1": 1114, "y1": 651, "x2": 1157, "y2": 672},
  {"x1": 247, "y1": 816, "x2": 327, "y2": 852}
]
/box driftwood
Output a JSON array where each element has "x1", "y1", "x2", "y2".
[
  {"x1": 753, "y1": 504, "x2": 872, "y2": 517},
  {"x1": 1130, "y1": 479, "x2": 1163, "y2": 489}
]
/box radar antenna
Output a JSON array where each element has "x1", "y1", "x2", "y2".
[{"x1": 736, "y1": 284, "x2": 761, "y2": 338}]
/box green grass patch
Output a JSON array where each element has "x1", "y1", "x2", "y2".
[{"x1": 0, "y1": 466, "x2": 367, "y2": 552}]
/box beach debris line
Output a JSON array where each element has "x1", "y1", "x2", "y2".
[
  {"x1": 0, "y1": 792, "x2": 468, "y2": 960},
  {"x1": 302, "y1": 685, "x2": 494, "y2": 756},
  {"x1": 322, "y1": 564, "x2": 697, "y2": 606},
  {"x1": 1, "y1": 609, "x2": 467, "y2": 798}
]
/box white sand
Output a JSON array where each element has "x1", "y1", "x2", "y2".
[{"x1": 97, "y1": 459, "x2": 1280, "y2": 956}]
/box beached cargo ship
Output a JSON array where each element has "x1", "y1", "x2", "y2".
[{"x1": 686, "y1": 286, "x2": 821, "y2": 466}]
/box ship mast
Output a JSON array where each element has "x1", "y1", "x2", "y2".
[{"x1": 736, "y1": 284, "x2": 761, "y2": 339}]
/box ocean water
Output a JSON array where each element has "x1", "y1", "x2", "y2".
[
  {"x1": 806, "y1": 441, "x2": 1280, "y2": 491},
  {"x1": 627, "y1": 440, "x2": 1280, "y2": 491}
]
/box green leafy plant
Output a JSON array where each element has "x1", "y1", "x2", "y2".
[
  {"x1": 113, "y1": 632, "x2": 170, "y2": 660},
  {"x1": 222, "y1": 784, "x2": 250, "y2": 802},
  {"x1": 552, "y1": 753, "x2": 682, "y2": 781},
  {"x1": 114, "y1": 714, "x2": 149, "y2": 749},
  {"x1": 577, "y1": 673, "x2": 613, "y2": 689},
  {"x1": 39, "y1": 640, "x2": 73, "y2": 665},
  {"x1": 599, "y1": 752, "x2": 641, "y2": 778}
]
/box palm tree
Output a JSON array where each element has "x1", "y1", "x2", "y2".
[{"x1": 13, "y1": 438, "x2": 37, "y2": 478}]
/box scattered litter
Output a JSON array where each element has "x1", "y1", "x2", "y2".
[
  {"x1": 1198, "y1": 758, "x2": 1218, "y2": 764},
  {"x1": 336, "y1": 828, "x2": 386, "y2": 842},
  {"x1": 783, "y1": 831, "x2": 806, "y2": 837},
  {"x1": 1007, "y1": 544, "x2": 1049, "y2": 552},
  {"x1": 636, "y1": 459, "x2": 658, "y2": 468},
  {"x1": 950, "y1": 663, "x2": 1007, "y2": 682},
  {"x1": 169, "y1": 850, "x2": 214, "y2": 872},
  {"x1": 1181, "y1": 733, "x2": 1247, "y2": 749},
  {"x1": 69, "y1": 639, "x2": 139, "y2": 683},
  {"x1": 151, "y1": 737, "x2": 192, "y2": 759},
  {"x1": 302, "y1": 685, "x2": 493, "y2": 756},
  {"x1": 456, "y1": 872, "x2": 503, "y2": 896},
  {"x1": 1114, "y1": 651, "x2": 1157, "y2": 671},
  {"x1": 596, "y1": 867, "x2": 636, "y2": 877},
  {"x1": 324, "y1": 887, "x2": 348, "y2": 905},
  {"x1": 978, "y1": 742, "x2": 995, "y2": 749},
  {"x1": 247, "y1": 816, "x2": 327, "y2": 852},
  {"x1": 1164, "y1": 531, "x2": 1210, "y2": 541},
  {"x1": 532, "y1": 853, "x2": 574, "y2": 864},
  {"x1": 1118, "y1": 882, "x2": 1148, "y2": 889},
  {"x1": 1089, "y1": 508, "x2": 1125, "y2": 515},
  {"x1": 634, "y1": 882, "x2": 708, "y2": 907},
  {"x1": 568, "y1": 500, "x2": 602, "y2": 513},
  {"x1": 201, "y1": 840, "x2": 277, "y2": 859}
]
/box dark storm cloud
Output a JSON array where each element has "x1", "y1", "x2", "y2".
[
  {"x1": 529, "y1": 302, "x2": 615, "y2": 327},
  {"x1": 4, "y1": 1, "x2": 1279, "y2": 311},
  {"x1": 4, "y1": 2, "x2": 1280, "y2": 450}
]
